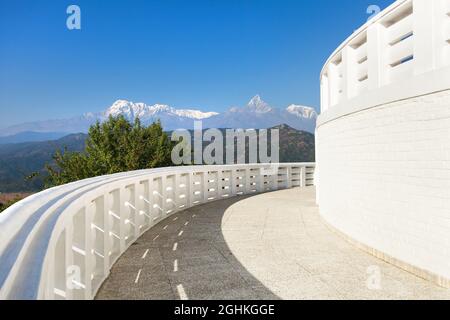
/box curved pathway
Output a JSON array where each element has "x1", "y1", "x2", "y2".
[{"x1": 97, "y1": 187, "x2": 450, "y2": 300}]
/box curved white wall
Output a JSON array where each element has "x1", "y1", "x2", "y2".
[
  {"x1": 317, "y1": 90, "x2": 450, "y2": 286},
  {"x1": 0, "y1": 163, "x2": 315, "y2": 300},
  {"x1": 317, "y1": 0, "x2": 450, "y2": 286}
]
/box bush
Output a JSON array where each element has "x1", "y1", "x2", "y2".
[
  {"x1": 0, "y1": 197, "x2": 22, "y2": 213},
  {"x1": 45, "y1": 116, "x2": 173, "y2": 187}
]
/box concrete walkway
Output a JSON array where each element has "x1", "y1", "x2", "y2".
[{"x1": 96, "y1": 187, "x2": 450, "y2": 300}]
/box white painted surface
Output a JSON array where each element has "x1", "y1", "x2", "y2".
[
  {"x1": 320, "y1": 0, "x2": 450, "y2": 116},
  {"x1": 317, "y1": 89, "x2": 450, "y2": 282},
  {"x1": 0, "y1": 163, "x2": 315, "y2": 300},
  {"x1": 317, "y1": 0, "x2": 450, "y2": 285}
]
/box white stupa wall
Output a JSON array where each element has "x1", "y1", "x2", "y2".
[{"x1": 316, "y1": 0, "x2": 450, "y2": 286}]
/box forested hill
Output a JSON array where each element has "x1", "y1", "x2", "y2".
[{"x1": 0, "y1": 125, "x2": 314, "y2": 193}]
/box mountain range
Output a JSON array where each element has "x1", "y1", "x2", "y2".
[
  {"x1": 0, "y1": 133, "x2": 86, "y2": 192},
  {"x1": 0, "y1": 96, "x2": 317, "y2": 140},
  {"x1": 0, "y1": 124, "x2": 314, "y2": 193}
]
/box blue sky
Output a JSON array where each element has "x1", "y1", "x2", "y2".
[{"x1": 0, "y1": 0, "x2": 393, "y2": 129}]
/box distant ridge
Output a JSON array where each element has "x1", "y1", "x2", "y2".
[
  {"x1": 0, "y1": 133, "x2": 87, "y2": 192},
  {"x1": 0, "y1": 131, "x2": 69, "y2": 145},
  {"x1": 0, "y1": 96, "x2": 317, "y2": 137},
  {"x1": 0, "y1": 124, "x2": 314, "y2": 193}
]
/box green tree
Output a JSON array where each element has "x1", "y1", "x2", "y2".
[{"x1": 45, "y1": 116, "x2": 173, "y2": 187}]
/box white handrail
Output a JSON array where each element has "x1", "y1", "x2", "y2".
[
  {"x1": 320, "y1": 0, "x2": 450, "y2": 116},
  {"x1": 0, "y1": 163, "x2": 315, "y2": 300}
]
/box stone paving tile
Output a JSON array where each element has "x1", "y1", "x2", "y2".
[
  {"x1": 96, "y1": 187, "x2": 450, "y2": 300},
  {"x1": 170, "y1": 276, "x2": 254, "y2": 300},
  {"x1": 191, "y1": 287, "x2": 264, "y2": 300},
  {"x1": 253, "y1": 276, "x2": 344, "y2": 300},
  {"x1": 99, "y1": 282, "x2": 175, "y2": 300},
  {"x1": 162, "y1": 253, "x2": 230, "y2": 269}
]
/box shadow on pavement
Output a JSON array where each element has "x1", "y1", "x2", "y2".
[{"x1": 96, "y1": 195, "x2": 280, "y2": 300}]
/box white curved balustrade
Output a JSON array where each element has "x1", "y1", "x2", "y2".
[
  {"x1": 0, "y1": 163, "x2": 315, "y2": 300},
  {"x1": 320, "y1": 0, "x2": 450, "y2": 122}
]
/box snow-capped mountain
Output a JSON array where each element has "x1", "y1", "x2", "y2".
[
  {"x1": 0, "y1": 96, "x2": 317, "y2": 137},
  {"x1": 246, "y1": 95, "x2": 273, "y2": 113},
  {"x1": 203, "y1": 96, "x2": 317, "y2": 132},
  {"x1": 286, "y1": 104, "x2": 318, "y2": 119},
  {"x1": 104, "y1": 100, "x2": 218, "y2": 120}
]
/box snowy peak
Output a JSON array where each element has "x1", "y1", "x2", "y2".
[
  {"x1": 0, "y1": 97, "x2": 317, "y2": 137},
  {"x1": 104, "y1": 100, "x2": 153, "y2": 118},
  {"x1": 147, "y1": 104, "x2": 174, "y2": 116},
  {"x1": 286, "y1": 104, "x2": 318, "y2": 119},
  {"x1": 174, "y1": 109, "x2": 219, "y2": 119},
  {"x1": 247, "y1": 95, "x2": 273, "y2": 113},
  {"x1": 104, "y1": 100, "x2": 217, "y2": 120}
]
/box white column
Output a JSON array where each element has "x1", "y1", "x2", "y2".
[
  {"x1": 84, "y1": 201, "x2": 95, "y2": 299},
  {"x1": 65, "y1": 225, "x2": 74, "y2": 300},
  {"x1": 44, "y1": 248, "x2": 56, "y2": 299},
  {"x1": 327, "y1": 63, "x2": 339, "y2": 107},
  {"x1": 435, "y1": 0, "x2": 449, "y2": 68},
  {"x1": 342, "y1": 46, "x2": 356, "y2": 99},
  {"x1": 102, "y1": 196, "x2": 111, "y2": 274},
  {"x1": 231, "y1": 169, "x2": 237, "y2": 196},
  {"x1": 271, "y1": 170, "x2": 278, "y2": 191},
  {"x1": 217, "y1": 170, "x2": 223, "y2": 199},
  {"x1": 137, "y1": 181, "x2": 148, "y2": 230},
  {"x1": 320, "y1": 74, "x2": 329, "y2": 113},
  {"x1": 133, "y1": 183, "x2": 141, "y2": 238},
  {"x1": 300, "y1": 166, "x2": 306, "y2": 188},
  {"x1": 245, "y1": 168, "x2": 251, "y2": 194},
  {"x1": 202, "y1": 171, "x2": 209, "y2": 202},
  {"x1": 286, "y1": 166, "x2": 292, "y2": 189},
  {"x1": 161, "y1": 175, "x2": 167, "y2": 215},
  {"x1": 413, "y1": 0, "x2": 437, "y2": 74},
  {"x1": 186, "y1": 172, "x2": 194, "y2": 207},
  {"x1": 118, "y1": 189, "x2": 126, "y2": 252},
  {"x1": 174, "y1": 174, "x2": 180, "y2": 211},
  {"x1": 257, "y1": 168, "x2": 264, "y2": 193},
  {"x1": 367, "y1": 22, "x2": 386, "y2": 89}
]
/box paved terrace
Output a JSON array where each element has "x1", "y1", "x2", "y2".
[{"x1": 97, "y1": 187, "x2": 450, "y2": 300}]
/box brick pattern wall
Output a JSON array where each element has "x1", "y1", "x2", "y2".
[{"x1": 316, "y1": 89, "x2": 450, "y2": 280}]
